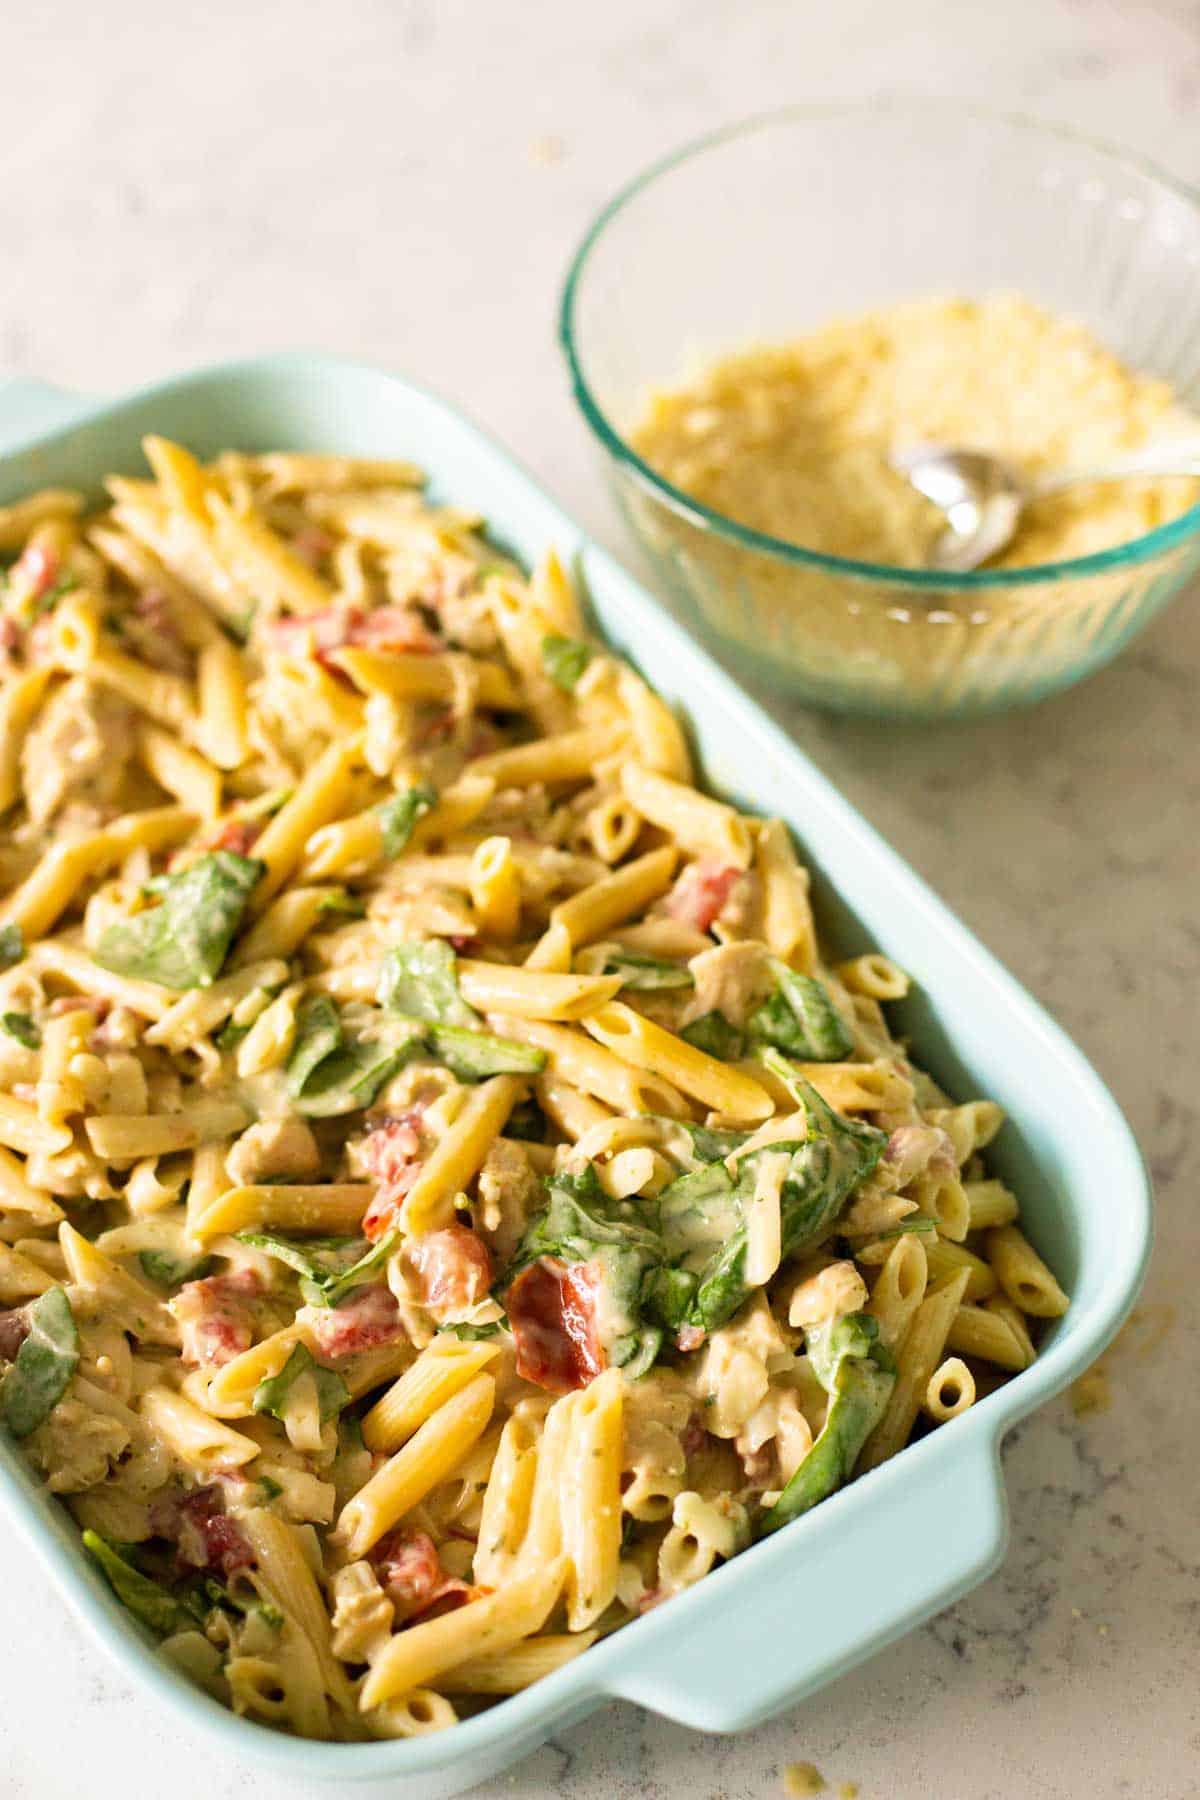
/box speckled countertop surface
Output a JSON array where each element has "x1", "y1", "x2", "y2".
[{"x1": 2, "y1": 2, "x2": 1198, "y2": 1795}]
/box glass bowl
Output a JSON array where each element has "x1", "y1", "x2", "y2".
[{"x1": 559, "y1": 101, "x2": 1200, "y2": 718}]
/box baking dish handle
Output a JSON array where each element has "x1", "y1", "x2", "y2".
[
  {"x1": 601, "y1": 1432, "x2": 1008, "y2": 1734},
  {"x1": 0, "y1": 377, "x2": 94, "y2": 457}
]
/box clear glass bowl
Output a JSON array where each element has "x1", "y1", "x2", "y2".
[{"x1": 559, "y1": 102, "x2": 1200, "y2": 718}]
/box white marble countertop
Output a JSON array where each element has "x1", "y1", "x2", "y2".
[{"x1": 2, "y1": 2, "x2": 1198, "y2": 1795}]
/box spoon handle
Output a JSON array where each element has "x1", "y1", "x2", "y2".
[{"x1": 1030, "y1": 440, "x2": 1200, "y2": 496}]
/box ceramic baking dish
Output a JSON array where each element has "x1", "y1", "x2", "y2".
[{"x1": 0, "y1": 356, "x2": 1152, "y2": 1797}]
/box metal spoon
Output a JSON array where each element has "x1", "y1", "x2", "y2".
[{"x1": 890, "y1": 439, "x2": 1200, "y2": 573}]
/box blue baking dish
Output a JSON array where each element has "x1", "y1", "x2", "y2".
[{"x1": 0, "y1": 357, "x2": 1152, "y2": 1795}]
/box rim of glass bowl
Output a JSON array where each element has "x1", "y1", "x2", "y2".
[{"x1": 558, "y1": 97, "x2": 1200, "y2": 593}]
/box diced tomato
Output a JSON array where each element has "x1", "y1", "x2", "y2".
[
  {"x1": 682, "y1": 1413, "x2": 710, "y2": 1458},
  {"x1": 208, "y1": 816, "x2": 264, "y2": 856},
  {"x1": 0, "y1": 1309, "x2": 30, "y2": 1361},
  {"x1": 676, "y1": 1324, "x2": 706, "y2": 1353},
  {"x1": 663, "y1": 859, "x2": 742, "y2": 933},
  {"x1": 507, "y1": 1256, "x2": 604, "y2": 1393},
  {"x1": 291, "y1": 527, "x2": 334, "y2": 568},
  {"x1": 172, "y1": 1486, "x2": 255, "y2": 1576},
  {"x1": 306, "y1": 1283, "x2": 404, "y2": 1359},
  {"x1": 11, "y1": 543, "x2": 59, "y2": 604},
  {"x1": 174, "y1": 1269, "x2": 263, "y2": 1368},
  {"x1": 407, "y1": 1227, "x2": 492, "y2": 1322},
  {"x1": 369, "y1": 1527, "x2": 482, "y2": 1623},
  {"x1": 360, "y1": 1111, "x2": 426, "y2": 1242},
  {"x1": 0, "y1": 616, "x2": 22, "y2": 669},
  {"x1": 48, "y1": 994, "x2": 110, "y2": 1020},
  {"x1": 262, "y1": 604, "x2": 441, "y2": 664}
]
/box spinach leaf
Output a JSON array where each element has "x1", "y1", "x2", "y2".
[
  {"x1": 0, "y1": 923, "x2": 25, "y2": 970},
  {"x1": 680, "y1": 1010, "x2": 745, "y2": 1061},
  {"x1": 292, "y1": 1039, "x2": 408, "y2": 1118},
  {"x1": 83, "y1": 1531, "x2": 197, "y2": 1636},
  {"x1": 426, "y1": 1022, "x2": 546, "y2": 1081},
  {"x1": 540, "y1": 633, "x2": 592, "y2": 692},
  {"x1": 601, "y1": 949, "x2": 694, "y2": 993},
  {"x1": 661, "y1": 1059, "x2": 885, "y2": 1335},
  {"x1": 201, "y1": 1575, "x2": 283, "y2": 1630},
  {"x1": 138, "y1": 1250, "x2": 214, "y2": 1289},
  {"x1": 376, "y1": 951, "x2": 545, "y2": 1080},
  {"x1": 442, "y1": 1319, "x2": 507, "y2": 1341},
  {"x1": 1, "y1": 1287, "x2": 79, "y2": 1438},
  {"x1": 377, "y1": 941, "x2": 481, "y2": 1028},
  {"x1": 286, "y1": 995, "x2": 344, "y2": 1094},
  {"x1": 1, "y1": 1012, "x2": 40, "y2": 1049},
  {"x1": 376, "y1": 783, "x2": 437, "y2": 857},
  {"x1": 315, "y1": 888, "x2": 365, "y2": 918},
  {"x1": 286, "y1": 997, "x2": 411, "y2": 1118},
  {"x1": 253, "y1": 1342, "x2": 349, "y2": 1424},
  {"x1": 94, "y1": 852, "x2": 263, "y2": 990},
  {"x1": 506, "y1": 1163, "x2": 664, "y2": 1375},
  {"x1": 748, "y1": 961, "x2": 853, "y2": 1062},
  {"x1": 662, "y1": 1118, "x2": 750, "y2": 1166},
  {"x1": 757, "y1": 1313, "x2": 895, "y2": 1536},
  {"x1": 240, "y1": 1228, "x2": 399, "y2": 1308}
]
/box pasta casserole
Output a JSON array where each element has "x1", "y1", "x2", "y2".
[{"x1": 0, "y1": 441, "x2": 1068, "y2": 1740}]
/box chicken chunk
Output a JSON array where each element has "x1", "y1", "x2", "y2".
[
  {"x1": 475, "y1": 1136, "x2": 543, "y2": 1266},
  {"x1": 20, "y1": 677, "x2": 134, "y2": 827},
  {"x1": 680, "y1": 941, "x2": 770, "y2": 1031},
  {"x1": 225, "y1": 1117, "x2": 320, "y2": 1187}
]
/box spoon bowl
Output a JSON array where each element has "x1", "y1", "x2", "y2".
[{"x1": 892, "y1": 439, "x2": 1200, "y2": 572}]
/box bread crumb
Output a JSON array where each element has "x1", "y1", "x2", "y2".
[
  {"x1": 839, "y1": 1786, "x2": 860, "y2": 1799},
  {"x1": 783, "y1": 1764, "x2": 826, "y2": 1797}
]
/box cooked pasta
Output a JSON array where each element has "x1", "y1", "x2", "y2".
[{"x1": 0, "y1": 440, "x2": 1063, "y2": 1740}]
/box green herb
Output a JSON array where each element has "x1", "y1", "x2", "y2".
[
  {"x1": 315, "y1": 888, "x2": 365, "y2": 918},
  {"x1": 215, "y1": 1016, "x2": 252, "y2": 1051},
  {"x1": 504, "y1": 1096, "x2": 546, "y2": 1142},
  {"x1": 680, "y1": 1010, "x2": 745, "y2": 1060},
  {"x1": 253, "y1": 1342, "x2": 349, "y2": 1424},
  {"x1": 757, "y1": 1313, "x2": 895, "y2": 1536},
  {"x1": 377, "y1": 940, "x2": 481, "y2": 1028},
  {"x1": 0, "y1": 924, "x2": 25, "y2": 970},
  {"x1": 137, "y1": 1249, "x2": 214, "y2": 1289},
  {"x1": 1, "y1": 1287, "x2": 79, "y2": 1438},
  {"x1": 94, "y1": 852, "x2": 263, "y2": 990},
  {"x1": 192, "y1": 1573, "x2": 284, "y2": 1631},
  {"x1": 257, "y1": 1474, "x2": 284, "y2": 1501},
  {"x1": 748, "y1": 961, "x2": 853, "y2": 1062},
  {"x1": 442, "y1": 1319, "x2": 507, "y2": 1341},
  {"x1": 0, "y1": 1012, "x2": 40, "y2": 1049},
  {"x1": 27, "y1": 570, "x2": 81, "y2": 620},
  {"x1": 83, "y1": 1531, "x2": 197, "y2": 1636},
  {"x1": 601, "y1": 949, "x2": 694, "y2": 993},
  {"x1": 540, "y1": 633, "x2": 592, "y2": 692},
  {"x1": 376, "y1": 783, "x2": 437, "y2": 857}
]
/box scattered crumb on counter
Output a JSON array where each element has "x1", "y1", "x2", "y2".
[
  {"x1": 783, "y1": 1763, "x2": 826, "y2": 1797},
  {"x1": 1070, "y1": 1365, "x2": 1113, "y2": 1415},
  {"x1": 528, "y1": 135, "x2": 565, "y2": 165},
  {"x1": 839, "y1": 1786, "x2": 861, "y2": 1799}
]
